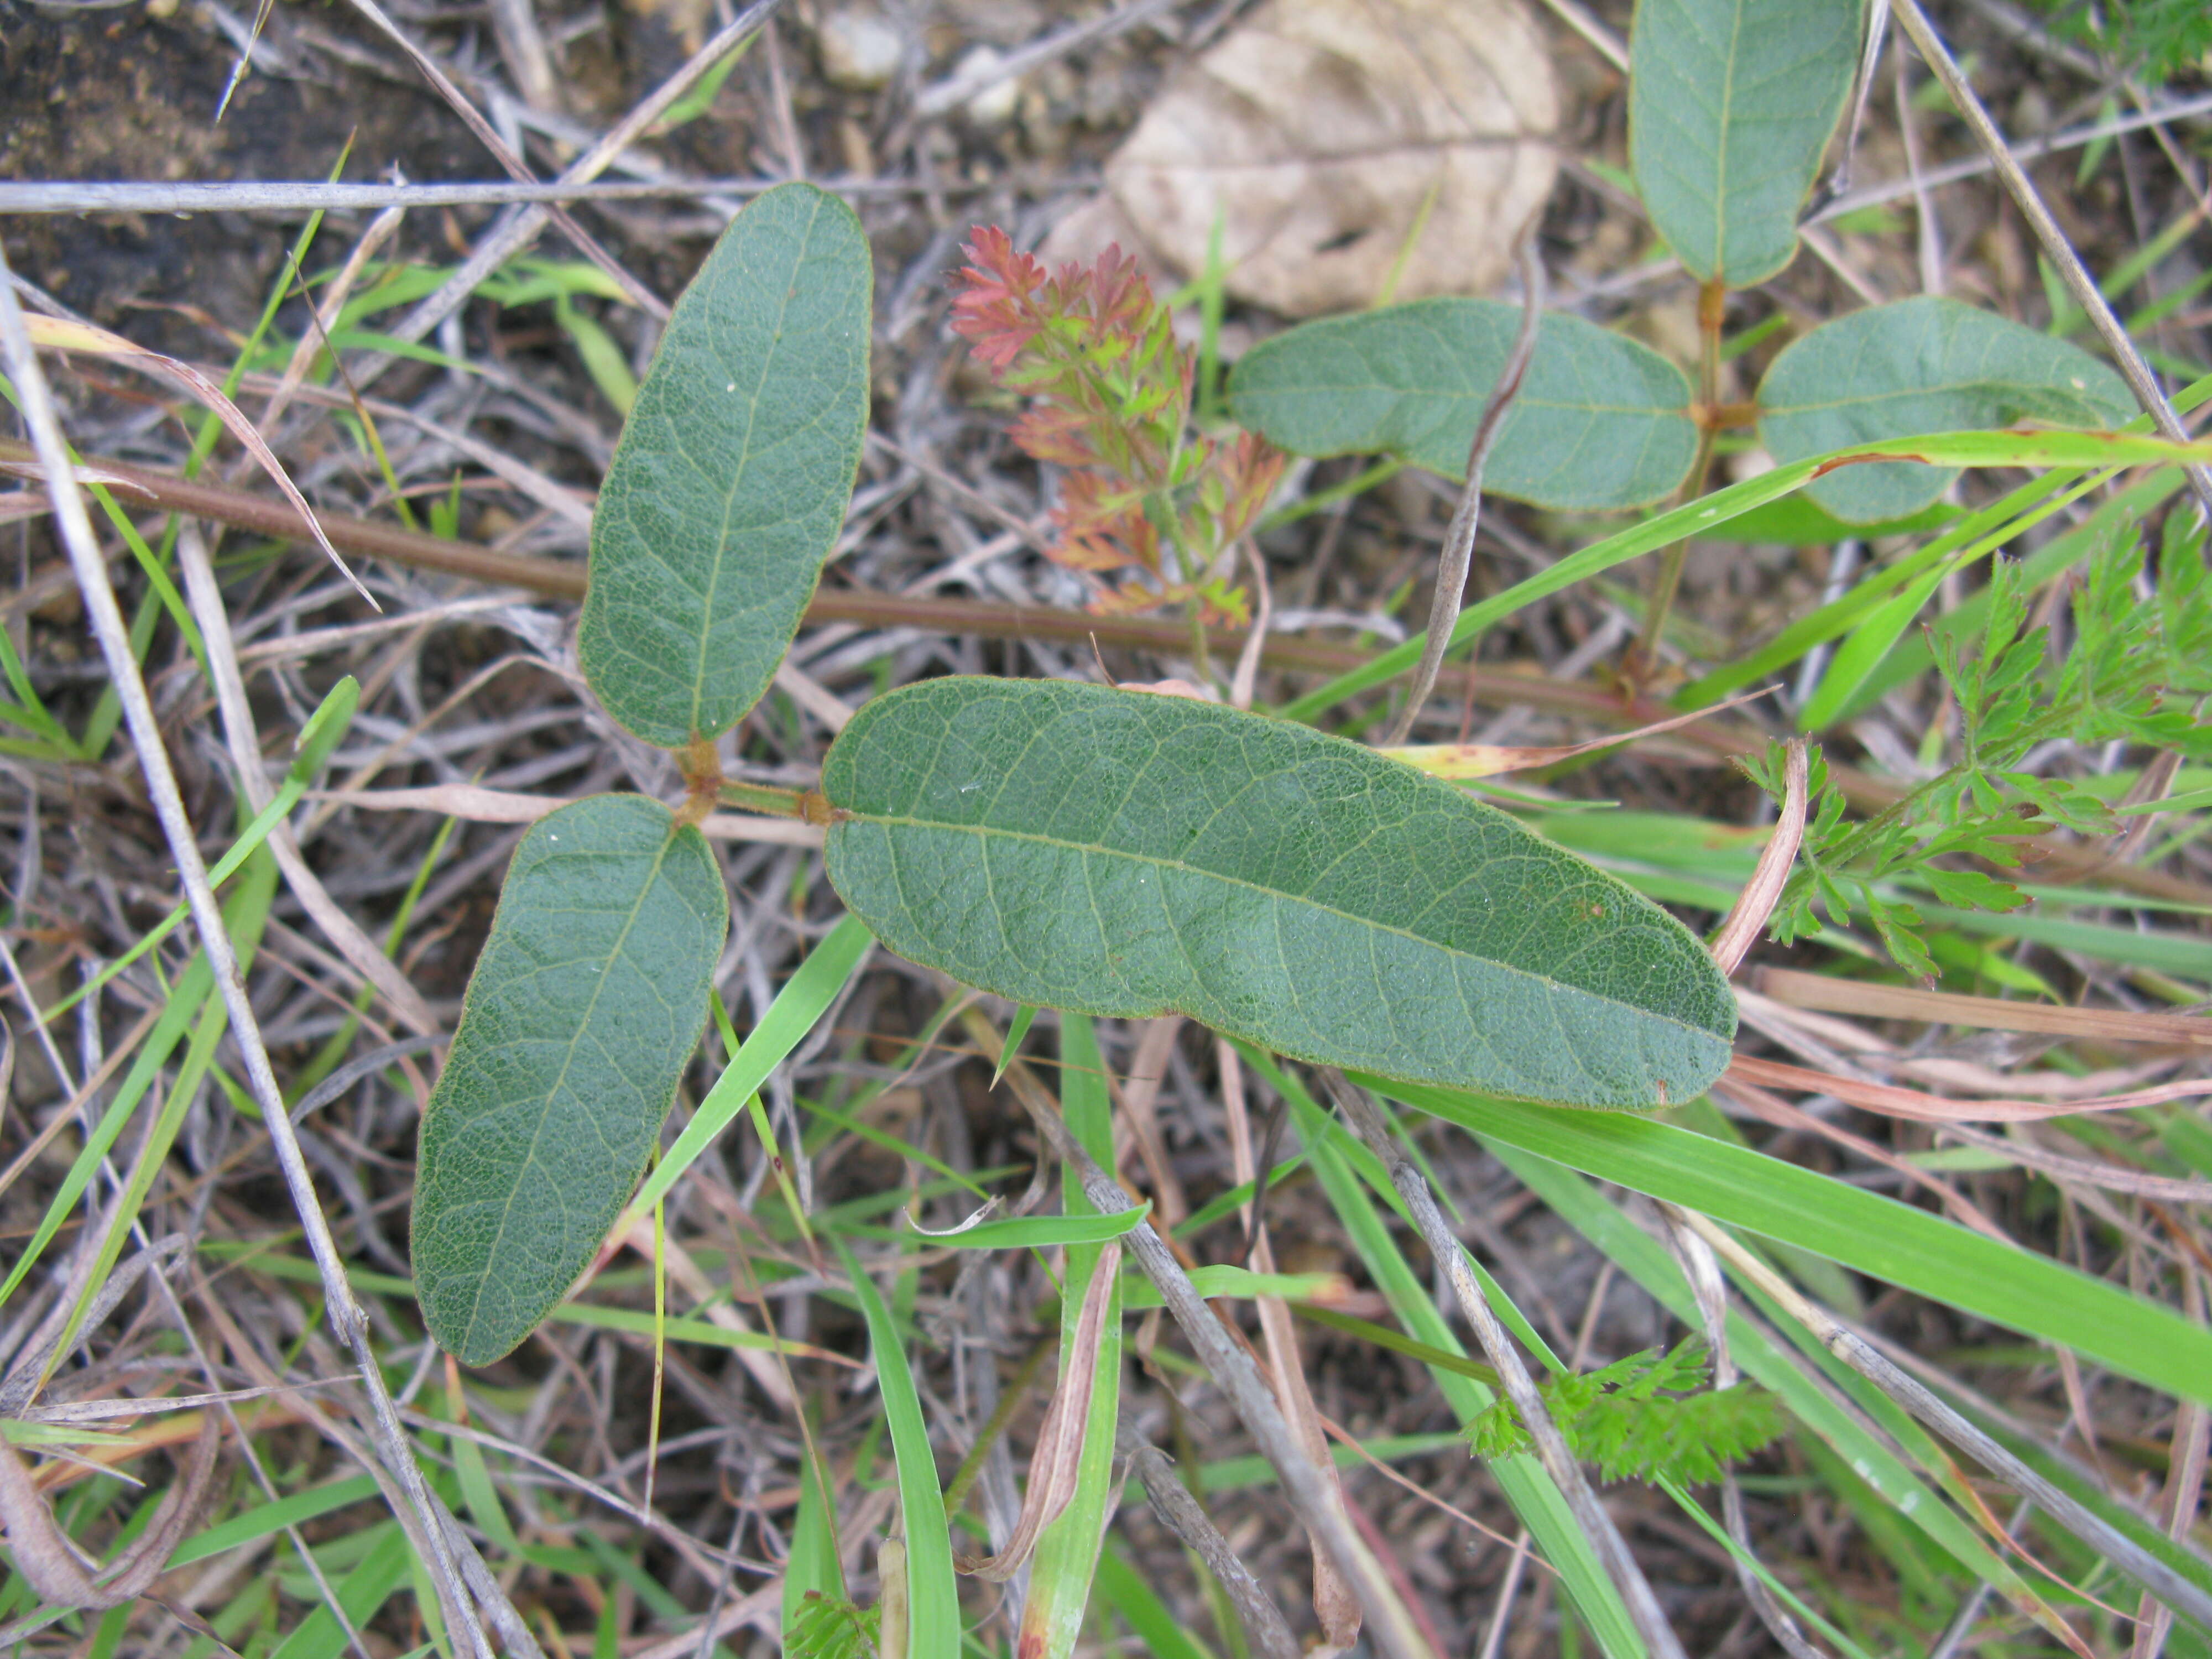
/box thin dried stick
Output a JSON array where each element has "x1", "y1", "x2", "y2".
[
  {"x1": 1129, "y1": 1446, "x2": 1301, "y2": 1659},
  {"x1": 176, "y1": 523, "x2": 439, "y2": 1036},
  {"x1": 2131, "y1": 1266, "x2": 2209, "y2": 1659},
  {"x1": 1385, "y1": 237, "x2": 1545, "y2": 744},
  {"x1": 0, "y1": 176, "x2": 909, "y2": 213},
  {"x1": 13, "y1": 431, "x2": 2209, "y2": 910},
  {"x1": 0, "y1": 242, "x2": 494, "y2": 1659},
  {"x1": 1317, "y1": 1070, "x2": 1689, "y2": 1659},
  {"x1": 1890, "y1": 0, "x2": 2212, "y2": 515}
]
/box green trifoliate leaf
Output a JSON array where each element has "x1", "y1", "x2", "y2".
[
  {"x1": 1629, "y1": 0, "x2": 1861, "y2": 286},
  {"x1": 413, "y1": 796, "x2": 727, "y2": 1365},
  {"x1": 1227, "y1": 299, "x2": 1697, "y2": 510},
  {"x1": 820, "y1": 679, "x2": 1736, "y2": 1110},
  {"x1": 1757, "y1": 296, "x2": 2134, "y2": 520},
  {"x1": 579, "y1": 181, "x2": 872, "y2": 750}
]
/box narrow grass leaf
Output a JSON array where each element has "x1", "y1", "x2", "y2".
[
  {"x1": 171, "y1": 1477, "x2": 382, "y2": 1568},
  {"x1": 992, "y1": 1003, "x2": 1038, "y2": 1087},
  {"x1": 1391, "y1": 1081, "x2": 2212, "y2": 1407},
  {"x1": 1628, "y1": 0, "x2": 1860, "y2": 285},
  {"x1": 1227, "y1": 300, "x2": 1697, "y2": 509},
  {"x1": 412, "y1": 795, "x2": 727, "y2": 1365},
  {"x1": 901, "y1": 1208, "x2": 1147, "y2": 1250},
  {"x1": 836, "y1": 1238, "x2": 960, "y2": 1656},
  {"x1": 783, "y1": 1439, "x2": 843, "y2": 1652},
  {"x1": 822, "y1": 677, "x2": 1736, "y2": 1109},
  {"x1": 1493, "y1": 1144, "x2": 2083, "y2": 1642},
  {"x1": 578, "y1": 181, "x2": 872, "y2": 748},
  {"x1": 1759, "y1": 298, "x2": 2135, "y2": 519},
  {"x1": 1275, "y1": 425, "x2": 2212, "y2": 722},
  {"x1": 1798, "y1": 558, "x2": 1950, "y2": 731},
  {"x1": 627, "y1": 911, "x2": 872, "y2": 1224},
  {"x1": 267, "y1": 1521, "x2": 413, "y2": 1659},
  {"x1": 1020, "y1": 1014, "x2": 1124, "y2": 1659},
  {"x1": 1096, "y1": 1538, "x2": 1217, "y2": 1659}
]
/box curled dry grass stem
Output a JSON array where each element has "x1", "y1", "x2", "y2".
[
  {"x1": 956, "y1": 1005, "x2": 1430, "y2": 1659},
  {"x1": 1383, "y1": 235, "x2": 1546, "y2": 747}
]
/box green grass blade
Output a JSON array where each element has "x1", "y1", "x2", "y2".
[
  {"x1": 784, "y1": 1434, "x2": 845, "y2": 1649},
  {"x1": 268, "y1": 1521, "x2": 413, "y2": 1659},
  {"x1": 1095, "y1": 1538, "x2": 1216, "y2": 1659},
  {"x1": 1019, "y1": 1014, "x2": 1124, "y2": 1659},
  {"x1": 627, "y1": 911, "x2": 873, "y2": 1224},
  {"x1": 1277, "y1": 424, "x2": 2212, "y2": 722},
  {"x1": 837, "y1": 1237, "x2": 960, "y2": 1656},
  {"x1": 1391, "y1": 1081, "x2": 2212, "y2": 1408}
]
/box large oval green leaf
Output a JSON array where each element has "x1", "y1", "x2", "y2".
[
  {"x1": 413, "y1": 795, "x2": 727, "y2": 1365},
  {"x1": 1227, "y1": 299, "x2": 1697, "y2": 510},
  {"x1": 820, "y1": 679, "x2": 1735, "y2": 1109},
  {"x1": 1757, "y1": 296, "x2": 2135, "y2": 520},
  {"x1": 578, "y1": 181, "x2": 872, "y2": 749},
  {"x1": 1629, "y1": 0, "x2": 1861, "y2": 286}
]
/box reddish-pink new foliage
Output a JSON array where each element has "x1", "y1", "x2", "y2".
[{"x1": 950, "y1": 226, "x2": 1284, "y2": 623}]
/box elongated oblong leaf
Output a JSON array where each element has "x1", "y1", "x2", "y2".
[
  {"x1": 820, "y1": 678, "x2": 1736, "y2": 1109},
  {"x1": 1227, "y1": 299, "x2": 1697, "y2": 509},
  {"x1": 578, "y1": 181, "x2": 872, "y2": 749},
  {"x1": 1629, "y1": 0, "x2": 1861, "y2": 286},
  {"x1": 413, "y1": 795, "x2": 727, "y2": 1365},
  {"x1": 1759, "y1": 296, "x2": 2135, "y2": 520}
]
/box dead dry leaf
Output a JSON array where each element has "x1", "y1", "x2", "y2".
[{"x1": 1094, "y1": 0, "x2": 1559, "y2": 317}]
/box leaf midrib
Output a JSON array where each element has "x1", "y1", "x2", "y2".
[
  {"x1": 456, "y1": 825, "x2": 682, "y2": 1353},
  {"x1": 688, "y1": 192, "x2": 823, "y2": 740},
  {"x1": 838, "y1": 810, "x2": 1725, "y2": 1042}
]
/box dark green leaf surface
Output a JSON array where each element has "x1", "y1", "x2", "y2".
[
  {"x1": 1227, "y1": 299, "x2": 1697, "y2": 510},
  {"x1": 821, "y1": 678, "x2": 1736, "y2": 1109},
  {"x1": 1759, "y1": 297, "x2": 2134, "y2": 519},
  {"x1": 1629, "y1": 0, "x2": 1860, "y2": 286},
  {"x1": 413, "y1": 796, "x2": 727, "y2": 1364},
  {"x1": 578, "y1": 181, "x2": 872, "y2": 749}
]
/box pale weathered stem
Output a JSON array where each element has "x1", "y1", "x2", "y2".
[
  {"x1": 1319, "y1": 1071, "x2": 1689, "y2": 1659},
  {"x1": 1673, "y1": 1206, "x2": 2212, "y2": 1630},
  {"x1": 1890, "y1": 0, "x2": 2212, "y2": 516},
  {"x1": 1655, "y1": 1206, "x2": 1823, "y2": 1659},
  {"x1": 1385, "y1": 237, "x2": 1546, "y2": 744},
  {"x1": 0, "y1": 243, "x2": 493, "y2": 1659}
]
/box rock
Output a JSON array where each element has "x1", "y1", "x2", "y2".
[
  {"x1": 1096, "y1": 0, "x2": 1562, "y2": 316},
  {"x1": 817, "y1": 6, "x2": 905, "y2": 89}
]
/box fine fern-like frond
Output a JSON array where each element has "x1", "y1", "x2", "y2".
[
  {"x1": 1741, "y1": 514, "x2": 2212, "y2": 974},
  {"x1": 786, "y1": 1591, "x2": 881, "y2": 1659},
  {"x1": 1467, "y1": 1342, "x2": 1787, "y2": 1485}
]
